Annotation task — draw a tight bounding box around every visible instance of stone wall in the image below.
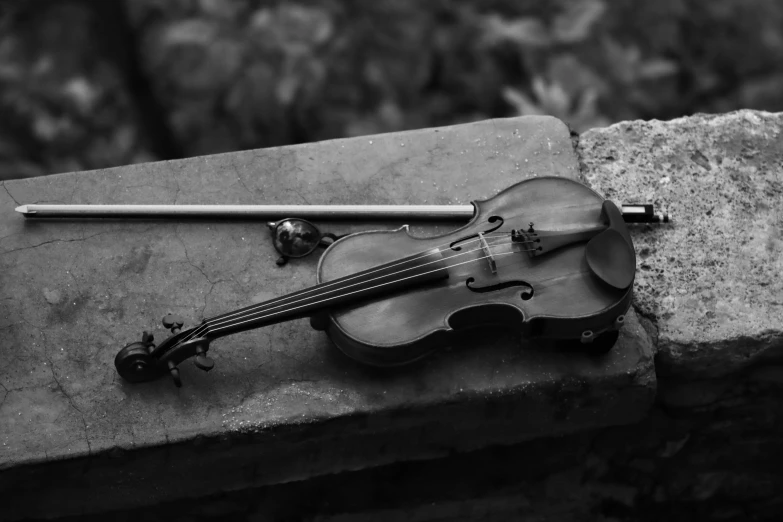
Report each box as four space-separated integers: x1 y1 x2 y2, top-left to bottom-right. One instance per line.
2 111 781 521
579 110 783 518
20 375 782 521
30 395 783 521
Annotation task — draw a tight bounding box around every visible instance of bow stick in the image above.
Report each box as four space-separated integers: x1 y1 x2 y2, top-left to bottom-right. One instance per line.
14 203 669 223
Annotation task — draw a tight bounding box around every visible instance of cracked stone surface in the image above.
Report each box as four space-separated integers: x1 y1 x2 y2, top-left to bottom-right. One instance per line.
0 116 655 519
579 110 783 379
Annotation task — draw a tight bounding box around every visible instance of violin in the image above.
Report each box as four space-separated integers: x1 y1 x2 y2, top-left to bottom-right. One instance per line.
115 176 637 386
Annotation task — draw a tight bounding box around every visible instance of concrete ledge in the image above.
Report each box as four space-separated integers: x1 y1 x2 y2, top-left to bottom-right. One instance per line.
0 116 655 520
4 110 782 520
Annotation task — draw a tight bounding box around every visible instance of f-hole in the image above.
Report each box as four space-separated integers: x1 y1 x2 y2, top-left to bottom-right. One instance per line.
450 216 504 251
466 277 534 297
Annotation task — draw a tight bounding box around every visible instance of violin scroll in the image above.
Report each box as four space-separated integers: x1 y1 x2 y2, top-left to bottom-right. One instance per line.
114 332 165 383
114 315 216 387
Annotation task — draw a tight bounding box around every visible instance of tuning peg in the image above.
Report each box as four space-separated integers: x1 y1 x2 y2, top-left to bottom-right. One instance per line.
141 331 154 345
194 345 215 372
162 314 185 333
167 360 182 387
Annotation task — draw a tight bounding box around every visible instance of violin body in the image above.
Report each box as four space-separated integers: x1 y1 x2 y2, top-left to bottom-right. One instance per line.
316 176 635 366
115 176 636 386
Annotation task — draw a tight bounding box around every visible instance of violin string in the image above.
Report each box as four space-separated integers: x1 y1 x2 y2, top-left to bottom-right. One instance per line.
177 234 536 345
182 232 518 339
264 233 508 314
205 248 530 336
234 216 592 329
163 207 605 354
173 232 538 347
189 234 523 334
177 235 536 343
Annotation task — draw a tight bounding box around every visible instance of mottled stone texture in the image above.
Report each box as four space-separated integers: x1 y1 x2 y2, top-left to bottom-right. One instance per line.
579 110 783 379
0 116 656 520
574 109 783 522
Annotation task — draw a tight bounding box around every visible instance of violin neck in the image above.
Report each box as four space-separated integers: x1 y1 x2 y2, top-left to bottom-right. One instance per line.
199 248 449 340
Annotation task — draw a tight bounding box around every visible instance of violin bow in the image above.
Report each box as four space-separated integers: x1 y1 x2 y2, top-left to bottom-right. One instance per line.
14 203 669 224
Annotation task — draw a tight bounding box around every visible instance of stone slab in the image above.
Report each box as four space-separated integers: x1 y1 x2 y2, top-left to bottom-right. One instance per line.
579 110 783 379
0 116 655 520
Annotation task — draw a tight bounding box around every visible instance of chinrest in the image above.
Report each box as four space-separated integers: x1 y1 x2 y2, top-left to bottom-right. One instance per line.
585 200 636 290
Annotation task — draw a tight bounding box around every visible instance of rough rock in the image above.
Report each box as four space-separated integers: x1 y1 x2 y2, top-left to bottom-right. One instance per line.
579 110 783 378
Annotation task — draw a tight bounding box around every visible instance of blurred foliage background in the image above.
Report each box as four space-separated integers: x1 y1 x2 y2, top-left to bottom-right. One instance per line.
1 0 782 180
